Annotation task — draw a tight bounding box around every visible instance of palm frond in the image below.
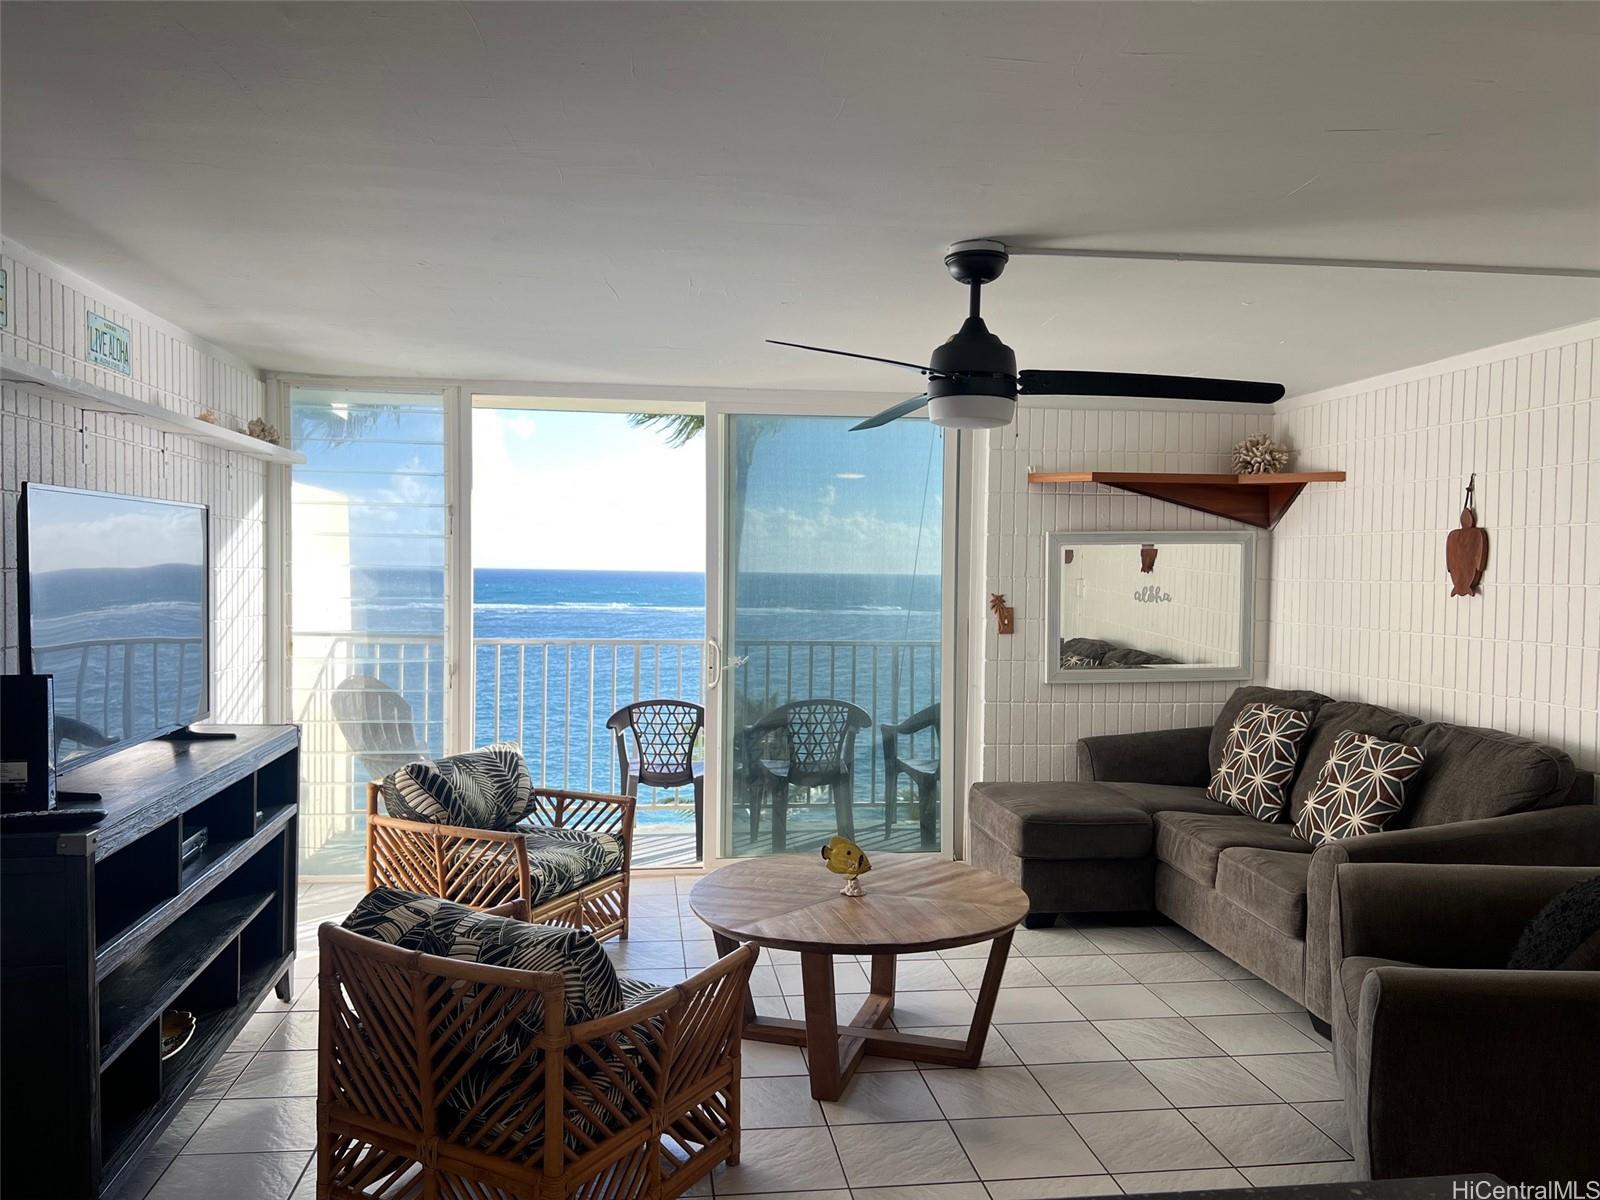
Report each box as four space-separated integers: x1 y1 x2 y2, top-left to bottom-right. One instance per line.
628 412 705 448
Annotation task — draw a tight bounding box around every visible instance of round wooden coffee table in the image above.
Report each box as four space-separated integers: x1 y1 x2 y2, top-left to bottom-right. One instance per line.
689 853 1029 1100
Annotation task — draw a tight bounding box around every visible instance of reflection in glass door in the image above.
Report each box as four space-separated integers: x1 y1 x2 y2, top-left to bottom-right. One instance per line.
286 388 450 876
718 414 944 859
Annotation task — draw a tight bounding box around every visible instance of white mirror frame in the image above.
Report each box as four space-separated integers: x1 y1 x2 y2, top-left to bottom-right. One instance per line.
1045 529 1257 685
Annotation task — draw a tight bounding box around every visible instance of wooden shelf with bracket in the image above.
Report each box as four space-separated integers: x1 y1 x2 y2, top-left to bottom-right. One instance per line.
1 351 305 465
1026 470 1345 529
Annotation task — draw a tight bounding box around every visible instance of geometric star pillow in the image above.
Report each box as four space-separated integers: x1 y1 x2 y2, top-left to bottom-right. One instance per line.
1292 729 1427 847
1206 702 1312 822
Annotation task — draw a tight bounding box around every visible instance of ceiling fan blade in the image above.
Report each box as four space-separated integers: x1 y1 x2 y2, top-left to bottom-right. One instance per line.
767 339 933 374
851 394 930 431
1019 370 1284 405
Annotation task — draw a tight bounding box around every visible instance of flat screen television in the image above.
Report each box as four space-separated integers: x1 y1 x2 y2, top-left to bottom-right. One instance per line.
18 483 211 769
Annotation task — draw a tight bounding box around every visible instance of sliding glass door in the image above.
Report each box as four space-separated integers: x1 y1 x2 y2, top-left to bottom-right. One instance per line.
279 382 957 876
706 407 950 862
286 387 451 876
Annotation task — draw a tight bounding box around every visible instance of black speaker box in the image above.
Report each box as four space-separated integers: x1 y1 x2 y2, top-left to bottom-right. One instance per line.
1 674 56 812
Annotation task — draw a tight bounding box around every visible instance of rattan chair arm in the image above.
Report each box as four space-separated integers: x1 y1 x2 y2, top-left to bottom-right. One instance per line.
321 923 560 989
565 942 759 1043
677 939 759 997
523 787 635 839
482 897 530 921
367 810 528 844
532 786 637 813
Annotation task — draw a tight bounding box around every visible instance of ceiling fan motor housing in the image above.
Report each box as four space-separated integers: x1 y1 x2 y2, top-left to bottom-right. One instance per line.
927 316 1018 428
944 239 1009 285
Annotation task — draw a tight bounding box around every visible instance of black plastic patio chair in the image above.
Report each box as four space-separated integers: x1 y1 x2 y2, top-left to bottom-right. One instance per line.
881 702 940 849
743 699 871 853
606 699 705 862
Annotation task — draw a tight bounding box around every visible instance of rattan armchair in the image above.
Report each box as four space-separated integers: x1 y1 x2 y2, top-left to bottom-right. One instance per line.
319 903 759 1199
366 780 636 940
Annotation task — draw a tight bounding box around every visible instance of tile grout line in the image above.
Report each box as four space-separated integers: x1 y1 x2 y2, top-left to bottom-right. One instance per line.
161 885 1349 1199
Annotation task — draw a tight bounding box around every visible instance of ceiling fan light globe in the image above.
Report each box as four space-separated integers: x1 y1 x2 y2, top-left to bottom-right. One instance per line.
927 392 1014 429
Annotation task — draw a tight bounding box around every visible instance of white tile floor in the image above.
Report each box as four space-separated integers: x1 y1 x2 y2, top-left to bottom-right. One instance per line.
114 876 1357 1200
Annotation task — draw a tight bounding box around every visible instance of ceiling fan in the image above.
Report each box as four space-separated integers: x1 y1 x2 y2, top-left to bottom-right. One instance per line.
767 239 1285 431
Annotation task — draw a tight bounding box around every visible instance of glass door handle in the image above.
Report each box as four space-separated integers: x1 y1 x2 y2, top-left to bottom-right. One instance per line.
706 641 746 689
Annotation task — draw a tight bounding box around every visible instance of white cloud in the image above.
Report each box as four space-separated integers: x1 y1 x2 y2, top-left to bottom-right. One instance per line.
471 412 706 572
737 506 939 575
26 504 204 573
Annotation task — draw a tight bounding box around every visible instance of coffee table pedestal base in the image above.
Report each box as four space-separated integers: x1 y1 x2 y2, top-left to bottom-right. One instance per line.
715 930 1014 1101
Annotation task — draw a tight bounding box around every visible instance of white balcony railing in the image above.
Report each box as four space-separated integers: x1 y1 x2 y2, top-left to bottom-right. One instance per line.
292 632 940 868
33 636 206 745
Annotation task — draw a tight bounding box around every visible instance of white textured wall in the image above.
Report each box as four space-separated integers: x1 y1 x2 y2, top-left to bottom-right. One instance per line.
979 405 1272 783
1269 321 1600 773
1 242 269 722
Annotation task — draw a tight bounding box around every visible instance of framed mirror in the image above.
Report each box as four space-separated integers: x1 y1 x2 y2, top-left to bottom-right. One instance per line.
1046 530 1256 684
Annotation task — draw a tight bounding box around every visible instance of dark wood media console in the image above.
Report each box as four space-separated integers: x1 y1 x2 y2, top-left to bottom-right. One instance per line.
1 726 299 1199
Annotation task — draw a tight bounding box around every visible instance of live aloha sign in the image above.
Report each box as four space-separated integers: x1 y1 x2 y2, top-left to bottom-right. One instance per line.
87 311 132 375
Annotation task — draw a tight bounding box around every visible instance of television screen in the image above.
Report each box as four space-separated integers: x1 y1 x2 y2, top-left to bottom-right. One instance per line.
19 484 211 768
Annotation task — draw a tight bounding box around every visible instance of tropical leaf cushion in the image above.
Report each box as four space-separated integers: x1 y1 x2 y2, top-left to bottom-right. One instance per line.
1207 703 1312 821
342 887 622 1043
519 826 627 907
380 742 533 830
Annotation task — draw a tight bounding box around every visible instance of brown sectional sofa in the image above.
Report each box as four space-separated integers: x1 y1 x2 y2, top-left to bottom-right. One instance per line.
968 685 1600 1022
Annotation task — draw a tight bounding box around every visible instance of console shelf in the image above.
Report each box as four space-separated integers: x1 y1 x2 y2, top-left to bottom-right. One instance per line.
1026 469 1345 528
0 726 299 1200
99 891 273 1067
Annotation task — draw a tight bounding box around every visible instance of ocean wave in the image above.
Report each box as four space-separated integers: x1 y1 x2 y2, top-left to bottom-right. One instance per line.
474 602 706 614
732 605 940 616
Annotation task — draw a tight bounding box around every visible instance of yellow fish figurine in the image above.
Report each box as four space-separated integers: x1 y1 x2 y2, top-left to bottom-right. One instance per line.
821 835 871 897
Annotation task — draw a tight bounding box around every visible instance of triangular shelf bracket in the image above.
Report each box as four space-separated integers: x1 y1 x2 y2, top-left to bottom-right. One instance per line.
1025 470 1345 529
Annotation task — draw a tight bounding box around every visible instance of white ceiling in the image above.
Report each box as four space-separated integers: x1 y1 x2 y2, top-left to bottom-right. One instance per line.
3 2 1598 396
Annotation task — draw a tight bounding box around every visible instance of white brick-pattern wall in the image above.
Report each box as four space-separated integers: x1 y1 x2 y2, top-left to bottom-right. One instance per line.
1269 322 1600 773
1 242 269 722
979 405 1273 783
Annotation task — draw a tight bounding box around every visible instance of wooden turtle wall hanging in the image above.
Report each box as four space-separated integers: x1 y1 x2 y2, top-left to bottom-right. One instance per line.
1446 475 1489 598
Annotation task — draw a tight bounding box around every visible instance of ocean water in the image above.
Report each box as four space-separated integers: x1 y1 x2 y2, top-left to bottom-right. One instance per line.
346 568 942 813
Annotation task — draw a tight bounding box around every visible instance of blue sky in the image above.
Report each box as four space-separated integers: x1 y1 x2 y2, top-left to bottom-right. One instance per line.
473 408 943 575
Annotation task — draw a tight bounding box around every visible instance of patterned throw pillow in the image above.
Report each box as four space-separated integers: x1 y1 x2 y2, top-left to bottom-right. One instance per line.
342 887 623 1041
1292 729 1426 847
381 742 533 830
1207 703 1312 821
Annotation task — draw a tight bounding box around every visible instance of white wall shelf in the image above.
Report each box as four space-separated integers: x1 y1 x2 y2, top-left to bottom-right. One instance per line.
1 352 306 465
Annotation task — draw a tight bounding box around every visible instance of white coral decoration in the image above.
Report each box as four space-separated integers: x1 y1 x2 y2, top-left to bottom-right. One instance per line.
1232 433 1290 475
246 417 281 446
